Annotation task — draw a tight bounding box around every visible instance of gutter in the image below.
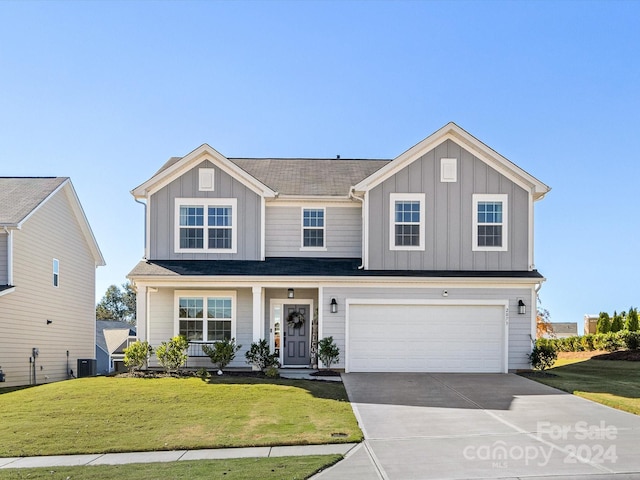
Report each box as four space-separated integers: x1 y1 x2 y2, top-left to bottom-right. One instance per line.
3 226 13 285
349 188 365 269
134 197 148 259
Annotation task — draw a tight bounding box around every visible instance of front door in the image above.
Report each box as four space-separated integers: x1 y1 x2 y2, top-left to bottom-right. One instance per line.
284 304 310 366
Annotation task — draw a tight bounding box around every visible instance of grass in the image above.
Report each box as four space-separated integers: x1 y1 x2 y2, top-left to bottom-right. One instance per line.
527 354 640 415
0 376 361 457
0 455 342 480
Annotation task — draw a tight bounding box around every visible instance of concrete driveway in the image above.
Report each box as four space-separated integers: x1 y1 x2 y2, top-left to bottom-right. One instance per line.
314 373 640 480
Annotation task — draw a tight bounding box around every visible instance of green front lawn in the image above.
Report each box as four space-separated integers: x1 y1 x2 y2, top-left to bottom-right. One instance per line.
0 455 342 480
527 357 640 415
0 376 361 457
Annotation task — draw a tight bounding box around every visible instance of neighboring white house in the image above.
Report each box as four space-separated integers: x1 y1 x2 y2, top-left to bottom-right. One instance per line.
543 322 579 339
0 178 105 387
128 122 550 373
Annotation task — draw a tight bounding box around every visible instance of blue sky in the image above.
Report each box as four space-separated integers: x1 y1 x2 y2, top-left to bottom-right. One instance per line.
1 1 638 331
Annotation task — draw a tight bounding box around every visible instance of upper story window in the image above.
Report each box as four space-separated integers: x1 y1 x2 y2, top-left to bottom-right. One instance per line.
473 194 508 251
175 198 237 253
52 259 59 287
301 208 326 250
389 193 425 251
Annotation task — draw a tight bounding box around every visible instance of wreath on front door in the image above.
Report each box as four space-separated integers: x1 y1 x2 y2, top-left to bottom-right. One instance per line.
287 311 305 329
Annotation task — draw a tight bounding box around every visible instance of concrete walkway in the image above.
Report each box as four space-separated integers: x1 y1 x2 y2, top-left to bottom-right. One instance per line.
0 444 356 469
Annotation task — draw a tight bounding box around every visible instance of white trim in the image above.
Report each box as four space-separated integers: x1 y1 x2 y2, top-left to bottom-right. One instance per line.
270 298 314 367
6 228 13 285
131 145 276 199
300 207 327 251
174 290 237 342
353 123 550 199
472 194 508 252
440 157 457 182
528 191 534 270
252 286 263 343
344 298 510 373
389 193 425 251
260 197 266 261
0 287 15 297
174 198 238 254
198 168 215 191
363 191 369 269
267 198 359 207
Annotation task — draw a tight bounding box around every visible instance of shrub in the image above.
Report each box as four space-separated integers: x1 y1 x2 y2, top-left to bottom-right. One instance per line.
123 340 153 373
156 335 189 373
202 338 242 371
197 367 211 381
318 336 340 370
624 332 640 350
265 366 280 378
626 308 639 332
245 339 280 372
529 342 557 371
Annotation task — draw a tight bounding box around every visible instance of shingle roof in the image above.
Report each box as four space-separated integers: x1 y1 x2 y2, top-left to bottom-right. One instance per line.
0 177 67 225
96 320 136 354
129 258 544 279
229 159 390 196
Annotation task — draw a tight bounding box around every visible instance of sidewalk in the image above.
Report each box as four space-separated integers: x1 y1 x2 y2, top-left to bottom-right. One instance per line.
0 444 357 469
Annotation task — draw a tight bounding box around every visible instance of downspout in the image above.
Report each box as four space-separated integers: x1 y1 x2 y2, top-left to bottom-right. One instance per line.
134 198 147 260
3 227 13 285
349 188 365 269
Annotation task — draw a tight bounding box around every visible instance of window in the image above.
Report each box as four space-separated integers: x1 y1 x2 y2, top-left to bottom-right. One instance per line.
473 194 508 251
175 198 237 253
389 193 425 250
52 259 59 287
301 208 325 249
176 292 235 342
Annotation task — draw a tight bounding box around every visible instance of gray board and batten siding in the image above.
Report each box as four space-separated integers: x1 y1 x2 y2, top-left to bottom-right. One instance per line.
265 206 362 258
149 160 262 261
368 139 530 271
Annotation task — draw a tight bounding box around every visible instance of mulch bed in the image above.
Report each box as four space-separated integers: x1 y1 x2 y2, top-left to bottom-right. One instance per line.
309 370 342 377
519 371 558 378
592 350 640 361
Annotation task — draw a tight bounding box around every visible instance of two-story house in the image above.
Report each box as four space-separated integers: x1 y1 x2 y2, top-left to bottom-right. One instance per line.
0 177 105 386
128 122 550 373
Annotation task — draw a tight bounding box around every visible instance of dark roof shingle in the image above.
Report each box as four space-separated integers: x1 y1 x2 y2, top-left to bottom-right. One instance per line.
0 177 67 225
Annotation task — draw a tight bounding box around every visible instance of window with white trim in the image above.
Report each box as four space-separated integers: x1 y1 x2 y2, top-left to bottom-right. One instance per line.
473 194 508 251
176 292 235 342
301 208 325 249
53 259 59 287
175 198 237 253
389 193 425 250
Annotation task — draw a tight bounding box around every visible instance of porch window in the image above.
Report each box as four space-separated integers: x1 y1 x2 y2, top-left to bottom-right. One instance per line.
53 258 59 287
176 291 236 342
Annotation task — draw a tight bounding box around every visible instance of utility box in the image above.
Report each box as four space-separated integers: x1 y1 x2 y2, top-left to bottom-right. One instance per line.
77 359 97 378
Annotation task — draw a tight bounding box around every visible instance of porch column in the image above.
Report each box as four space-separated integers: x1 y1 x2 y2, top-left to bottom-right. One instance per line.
135 284 147 342
252 286 264 342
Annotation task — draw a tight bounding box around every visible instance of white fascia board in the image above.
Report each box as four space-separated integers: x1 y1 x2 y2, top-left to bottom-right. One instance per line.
353 123 550 199
131 144 276 199
0 287 16 297
267 197 359 207
128 275 545 289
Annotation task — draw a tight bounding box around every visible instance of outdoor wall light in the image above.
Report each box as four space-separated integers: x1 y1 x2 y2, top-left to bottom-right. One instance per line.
287 288 294 299
442 290 448 297
46 319 53 325
330 298 338 314
518 299 526 315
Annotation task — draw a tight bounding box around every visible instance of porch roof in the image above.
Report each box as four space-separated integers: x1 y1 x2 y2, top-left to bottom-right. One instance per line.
129 258 544 279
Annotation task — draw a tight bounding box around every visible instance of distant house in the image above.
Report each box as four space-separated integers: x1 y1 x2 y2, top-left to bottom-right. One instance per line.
96 321 137 375
584 314 598 335
0 178 105 387
543 322 578 339
128 123 550 373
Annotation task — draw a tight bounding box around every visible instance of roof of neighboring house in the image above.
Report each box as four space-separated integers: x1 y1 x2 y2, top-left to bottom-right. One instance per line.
550 322 578 334
0 177 67 225
96 320 136 355
129 258 545 279
0 177 105 266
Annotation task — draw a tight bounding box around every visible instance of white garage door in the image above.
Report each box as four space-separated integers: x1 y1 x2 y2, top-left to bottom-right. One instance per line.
347 302 506 373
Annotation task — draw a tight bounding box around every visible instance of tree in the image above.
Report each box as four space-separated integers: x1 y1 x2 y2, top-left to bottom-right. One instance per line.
596 312 611 334
536 299 554 338
610 311 624 332
318 336 340 370
96 282 136 324
626 307 639 332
